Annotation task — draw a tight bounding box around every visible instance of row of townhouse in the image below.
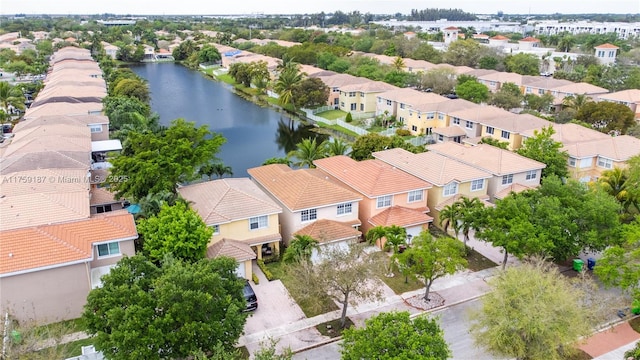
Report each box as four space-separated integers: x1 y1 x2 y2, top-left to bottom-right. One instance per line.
0 47 137 325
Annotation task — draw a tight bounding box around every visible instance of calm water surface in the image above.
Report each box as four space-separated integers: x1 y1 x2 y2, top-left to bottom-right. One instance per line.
130 63 327 177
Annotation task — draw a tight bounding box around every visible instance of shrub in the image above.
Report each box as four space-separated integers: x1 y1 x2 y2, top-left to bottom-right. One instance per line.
345 112 353 123
257 259 274 281
395 129 411 136
252 272 259 285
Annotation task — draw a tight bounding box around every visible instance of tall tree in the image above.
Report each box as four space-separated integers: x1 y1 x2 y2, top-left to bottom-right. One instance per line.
341 311 450 360
275 62 303 112
326 138 350 156
516 126 569 180
83 256 247 360
469 260 594 360
595 219 640 298
561 93 592 113
455 79 490 104
291 77 330 109
596 167 637 215
394 232 467 301
288 137 328 168
439 203 461 239
199 162 234 180
138 202 213 263
456 196 486 249
0 81 25 115
504 53 541 75
489 82 523 110
108 119 226 200
284 244 384 328
576 101 635 134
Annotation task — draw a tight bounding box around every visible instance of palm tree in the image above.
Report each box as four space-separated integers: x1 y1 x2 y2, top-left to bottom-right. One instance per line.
439 203 461 240
455 197 485 250
0 82 25 116
327 138 350 156
288 138 328 168
199 162 233 180
274 64 303 112
562 93 592 113
392 56 405 72
382 225 408 253
598 168 636 213
283 234 319 263
366 226 389 249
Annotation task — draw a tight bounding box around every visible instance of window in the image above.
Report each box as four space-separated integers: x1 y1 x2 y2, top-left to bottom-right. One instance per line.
501 130 510 139
597 157 613 169
597 50 605 57
249 215 268 230
378 97 382 103
526 87 532 94
349 92 356 97
350 103 357 111
376 195 392 208
568 157 576 167
525 170 537 181
411 125 417 131
438 113 444 120
438 134 444 142
337 202 352 215
470 179 484 191
360 104 364 111
502 174 514 185
486 126 494 135
97 242 120 257
89 125 102 133
400 103 405 109
334 98 339 105
211 224 220 234
95 204 113 214
453 136 461 143
443 182 458 196
386 100 392 106
538 89 545 95
427 112 435 119
452 117 460 125
407 190 423 202
465 121 473 129
300 209 317 222
333 87 339 93
579 157 593 168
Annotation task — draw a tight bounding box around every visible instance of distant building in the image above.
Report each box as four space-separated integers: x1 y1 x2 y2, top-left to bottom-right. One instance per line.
594 43 619 65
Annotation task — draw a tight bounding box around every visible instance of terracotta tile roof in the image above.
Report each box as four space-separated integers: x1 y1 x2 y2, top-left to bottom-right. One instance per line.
177 178 282 225
595 43 619 49
0 211 137 275
521 123 609 145
2 131 92 157
23 102 103 120
377 88 442 104
373 148 492 186
428 143 546 175
339 80 398 93
521 76 573 89
565 135 640 161
550 82 608 95
235 233 282 247
598 89 640 104
494 183 535 200
368 206 433 227
432 126 467 137
13 115 109 132
293 219 362 244
314 156 432 197
36 85 107 100
443 26 460 30
490 35 509 40
0 151 90 174
11 124 90 143
520 37 540 42
448 105 512 122
479 113 553 133
464 69 499 78
207 239 256 262
412 98 478 114
478 71 524 85
90 187 119 205
248 164 362 211
312 73 370 88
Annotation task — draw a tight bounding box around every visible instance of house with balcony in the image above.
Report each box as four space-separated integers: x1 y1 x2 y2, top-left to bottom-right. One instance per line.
427 142 545 200
402 98 477 137
312 72 370 109
0 211 138 324
338 80 398 115
478 113 553 150
314 156 433 238
598 89 640 120
177 178 283 279
446 105 511 143
373 148 492 227
375 88 444 118
248 164 363 249
522 123 640 182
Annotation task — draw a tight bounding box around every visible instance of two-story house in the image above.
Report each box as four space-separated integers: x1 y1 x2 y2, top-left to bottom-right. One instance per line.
403 98 477 137
478 113 553 150
312 72 370 109
373 148 492 228
248 164 363 250
447 105 511 142
338 80 398 115
177 178 283 279
427 142 546 200
314 156 433 239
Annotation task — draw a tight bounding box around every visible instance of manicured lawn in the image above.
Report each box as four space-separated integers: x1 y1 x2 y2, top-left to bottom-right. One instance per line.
314 122 360 137
315 317 355 338
465 248 498 272
380 268 425 295
316 109 347 120
215 73 236 85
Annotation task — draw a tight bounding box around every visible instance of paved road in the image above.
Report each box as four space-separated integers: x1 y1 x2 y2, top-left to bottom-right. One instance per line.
293 298 503 360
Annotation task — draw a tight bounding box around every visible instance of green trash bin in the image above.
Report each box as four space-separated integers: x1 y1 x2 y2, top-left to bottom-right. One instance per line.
573 259 584 272
11 330 21 343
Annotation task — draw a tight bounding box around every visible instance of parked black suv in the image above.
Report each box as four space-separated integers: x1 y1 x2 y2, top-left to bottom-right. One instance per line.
243 280 258 311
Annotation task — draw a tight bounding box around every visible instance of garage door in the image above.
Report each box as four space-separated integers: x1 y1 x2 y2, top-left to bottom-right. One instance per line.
235 262 245 279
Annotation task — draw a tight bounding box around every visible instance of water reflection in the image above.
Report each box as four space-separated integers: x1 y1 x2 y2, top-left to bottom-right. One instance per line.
276 117 330 154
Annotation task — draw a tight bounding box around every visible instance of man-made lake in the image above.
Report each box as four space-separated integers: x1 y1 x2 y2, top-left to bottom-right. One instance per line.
130 63 327 177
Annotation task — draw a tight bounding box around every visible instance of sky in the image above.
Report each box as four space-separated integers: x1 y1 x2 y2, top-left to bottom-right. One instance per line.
1 0 638 16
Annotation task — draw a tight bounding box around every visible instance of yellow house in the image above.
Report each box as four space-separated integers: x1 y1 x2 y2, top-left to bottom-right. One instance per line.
373 148 492 228
402 98 477 136
177 178 283 280
478 113 552 150
339 80 398 114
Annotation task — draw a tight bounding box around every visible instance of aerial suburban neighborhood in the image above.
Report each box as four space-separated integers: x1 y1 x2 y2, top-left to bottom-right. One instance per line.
1 2 640 359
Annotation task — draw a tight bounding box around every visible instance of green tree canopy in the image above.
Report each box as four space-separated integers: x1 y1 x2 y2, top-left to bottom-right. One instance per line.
596 218 640 298
470 260 594 360
287 137 328 168
489 82 523 110
282 234 319 263
350 133 422 161
504 53 541 75
516 126 569 180
108 118 226 200
198 44 221 64
341 311 450 360
291 77 330 109
83 255 247 360
576 101 636 134
112 78 150 103
138 202 213 263
455 80 490 104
